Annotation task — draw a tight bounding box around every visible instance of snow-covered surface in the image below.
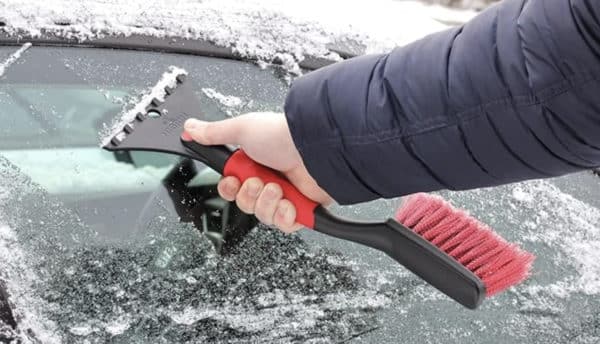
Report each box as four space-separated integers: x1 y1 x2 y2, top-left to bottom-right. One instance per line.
0 43 31 77
0 159 71 344
0 0 475 73
167 290 388 335
0 224 60 344
510 181 600 295
202 88 243 108
0 151 393 343
100 66 187 146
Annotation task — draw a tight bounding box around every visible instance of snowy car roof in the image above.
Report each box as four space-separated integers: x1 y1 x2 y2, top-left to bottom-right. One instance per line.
0 0 475 74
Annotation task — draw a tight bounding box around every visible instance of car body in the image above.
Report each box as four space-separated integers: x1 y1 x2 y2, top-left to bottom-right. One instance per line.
1 3 600 344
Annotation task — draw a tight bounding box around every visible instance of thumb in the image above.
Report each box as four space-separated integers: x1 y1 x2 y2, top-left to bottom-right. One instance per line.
183 117 244 146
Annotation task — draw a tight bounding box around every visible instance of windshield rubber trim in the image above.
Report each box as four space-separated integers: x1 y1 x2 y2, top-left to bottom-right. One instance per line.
0 30 337 70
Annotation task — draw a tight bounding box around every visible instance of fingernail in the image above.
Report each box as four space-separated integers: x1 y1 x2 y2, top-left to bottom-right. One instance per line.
277 203 288 217
279 205 294 225
284 207 295 225
264 185 279 199
224 182 235 194
247 183 260 197
184 118 201 131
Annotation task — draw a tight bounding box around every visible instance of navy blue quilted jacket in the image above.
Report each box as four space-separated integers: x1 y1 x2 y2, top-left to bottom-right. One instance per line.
284 0 600 204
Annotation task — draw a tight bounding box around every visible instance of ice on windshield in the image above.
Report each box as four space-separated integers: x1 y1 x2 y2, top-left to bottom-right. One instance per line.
507 181 600 295
0 43 31 78
43 226 395 343
0 224 61 344
0 156 396 342
0 157 99 344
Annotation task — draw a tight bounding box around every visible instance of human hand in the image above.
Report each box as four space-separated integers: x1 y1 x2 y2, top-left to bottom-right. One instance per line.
183 112 332 233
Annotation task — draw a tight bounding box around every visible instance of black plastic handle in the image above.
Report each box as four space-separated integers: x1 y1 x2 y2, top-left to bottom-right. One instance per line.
180 132 232 173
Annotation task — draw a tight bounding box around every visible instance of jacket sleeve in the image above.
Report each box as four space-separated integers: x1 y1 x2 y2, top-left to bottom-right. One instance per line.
284 0 600 205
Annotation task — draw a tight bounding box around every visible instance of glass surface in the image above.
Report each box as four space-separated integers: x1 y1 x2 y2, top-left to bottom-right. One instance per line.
0 45 599 344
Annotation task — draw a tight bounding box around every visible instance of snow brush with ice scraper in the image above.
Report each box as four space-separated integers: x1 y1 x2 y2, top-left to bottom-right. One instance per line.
103 67 534 310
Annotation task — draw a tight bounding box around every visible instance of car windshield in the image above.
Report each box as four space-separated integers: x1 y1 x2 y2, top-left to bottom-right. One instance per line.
1 45 600 344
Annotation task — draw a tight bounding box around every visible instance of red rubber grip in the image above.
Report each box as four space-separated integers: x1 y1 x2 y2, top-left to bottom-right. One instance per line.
223 150 318 228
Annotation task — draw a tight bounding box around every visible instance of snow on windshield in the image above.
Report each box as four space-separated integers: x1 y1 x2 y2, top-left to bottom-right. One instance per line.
0 157 397 342
0 0 474 73
0 155 397 343
0 43 31 77
201 88 247 117
0 157 98 343
0 225 60 344
507 181 600 296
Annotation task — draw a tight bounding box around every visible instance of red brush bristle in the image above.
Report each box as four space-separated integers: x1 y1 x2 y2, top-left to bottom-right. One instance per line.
396 193 535 297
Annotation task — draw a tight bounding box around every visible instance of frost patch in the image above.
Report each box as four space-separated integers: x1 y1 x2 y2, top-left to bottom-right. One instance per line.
35 226 390 343
494 182 600 296
168 290 388 334
521 182 600 295
0 225 60 344
201 88 247 117
570 241 600 295
453 180 600 297
512 186 534 203
104 317 131 336
202 88 243 108
69 325 95 337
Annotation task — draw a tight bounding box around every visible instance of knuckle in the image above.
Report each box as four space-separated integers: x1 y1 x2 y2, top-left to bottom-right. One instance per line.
217 187 230 200
274 200 296 232
217 181 228 192
217 179 239 201
243 178 263 199
254 196 276 226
